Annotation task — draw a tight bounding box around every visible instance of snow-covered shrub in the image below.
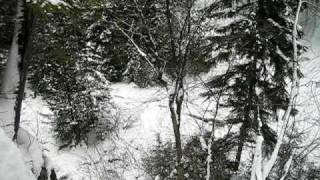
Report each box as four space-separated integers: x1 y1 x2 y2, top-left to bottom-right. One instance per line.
142 136 176 179
52 71 117 147
142 134 235 180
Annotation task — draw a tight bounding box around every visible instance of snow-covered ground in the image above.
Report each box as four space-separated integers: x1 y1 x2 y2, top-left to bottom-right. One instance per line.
20 52 320 180
0 127 35 180
20 81 211 179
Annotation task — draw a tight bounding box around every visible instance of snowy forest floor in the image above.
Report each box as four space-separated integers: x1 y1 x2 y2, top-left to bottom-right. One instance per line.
21 81 210 179
19 24 320 179
19 50 320 179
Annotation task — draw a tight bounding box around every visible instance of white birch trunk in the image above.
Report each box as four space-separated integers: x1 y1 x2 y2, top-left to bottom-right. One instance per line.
206 138 213 180
261 1 302 178
250 1 303 179
0 0 24 138
250 135 263 180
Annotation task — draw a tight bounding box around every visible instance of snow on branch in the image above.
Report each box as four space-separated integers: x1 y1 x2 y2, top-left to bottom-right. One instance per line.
113 22 157 73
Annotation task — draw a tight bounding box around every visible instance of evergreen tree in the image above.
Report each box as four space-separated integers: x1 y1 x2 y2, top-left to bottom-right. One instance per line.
203 0 307 171
29 1 117 147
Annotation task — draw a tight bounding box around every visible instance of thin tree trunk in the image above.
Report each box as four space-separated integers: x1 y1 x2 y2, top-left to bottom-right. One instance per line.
165 0 186 179
13 1 34 140
239 61 257 171
206 91 223 180
0 0 33 140
235 124 246 171
169 82 184 180
168 67 186 180
261 0 302 178
250 1 303 179
206 137 213 180
250 135 263 180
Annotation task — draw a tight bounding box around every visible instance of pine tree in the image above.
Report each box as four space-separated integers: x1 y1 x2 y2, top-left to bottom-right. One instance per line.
204 0 307 171
29 1 117 147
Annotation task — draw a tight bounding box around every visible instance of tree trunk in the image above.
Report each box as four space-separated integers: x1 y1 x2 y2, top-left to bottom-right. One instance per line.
0 0 34 140
250 134 264 180
235 124 246 171
13 0 34 140
237 61 257 171
0 0 43 177
261 1 302 178
250 1 302 179
169 76 185 180
165 0 186 179
250 107 263 180
206 90 224 180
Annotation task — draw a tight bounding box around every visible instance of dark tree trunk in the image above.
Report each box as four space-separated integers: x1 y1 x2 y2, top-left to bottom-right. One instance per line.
235 60 257 171
13 0 34 140
169 81 184 180
165 0 187 179
235 124 247 171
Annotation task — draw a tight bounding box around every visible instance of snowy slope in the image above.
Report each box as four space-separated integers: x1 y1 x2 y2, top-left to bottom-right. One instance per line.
20 59 320 179
0 127 36 180
21 80 212 180
21 92 90 180
20 53 320 180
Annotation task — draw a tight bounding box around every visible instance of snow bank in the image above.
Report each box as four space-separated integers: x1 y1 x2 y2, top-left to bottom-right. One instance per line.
0 127 35 180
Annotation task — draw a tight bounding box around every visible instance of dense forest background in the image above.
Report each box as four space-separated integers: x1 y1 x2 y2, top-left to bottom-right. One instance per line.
1 0 320 180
